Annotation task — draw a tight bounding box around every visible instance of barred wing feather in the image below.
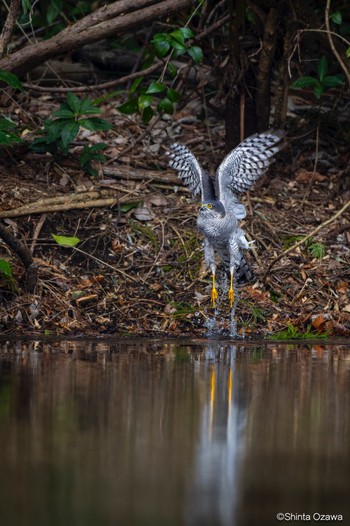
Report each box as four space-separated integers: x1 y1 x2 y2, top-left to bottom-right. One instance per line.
216 131 283 199
167 143 215 201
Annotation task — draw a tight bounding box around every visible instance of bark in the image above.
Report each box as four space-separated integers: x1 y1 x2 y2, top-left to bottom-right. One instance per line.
0 221 37 293
0 0 21 58
255 4 281 131
274 15 297 128
0 0 196 77
224 0 243 151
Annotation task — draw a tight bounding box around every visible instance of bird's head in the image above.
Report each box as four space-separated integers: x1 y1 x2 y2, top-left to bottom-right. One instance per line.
199 200 225 217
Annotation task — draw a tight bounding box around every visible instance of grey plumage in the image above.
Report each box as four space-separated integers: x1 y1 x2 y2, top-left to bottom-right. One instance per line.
167 131 283 306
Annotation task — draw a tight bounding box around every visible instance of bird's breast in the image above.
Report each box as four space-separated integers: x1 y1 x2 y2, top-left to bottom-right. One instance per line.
197 212 234 247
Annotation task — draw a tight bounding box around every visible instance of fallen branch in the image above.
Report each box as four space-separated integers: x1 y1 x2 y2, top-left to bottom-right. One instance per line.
0 221 37 292
0 0 196 77
22 60 163 93
262 199 350 283
0 190 120 218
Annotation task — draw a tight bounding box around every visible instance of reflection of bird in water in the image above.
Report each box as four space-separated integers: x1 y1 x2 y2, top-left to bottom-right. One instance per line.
167 132 283 307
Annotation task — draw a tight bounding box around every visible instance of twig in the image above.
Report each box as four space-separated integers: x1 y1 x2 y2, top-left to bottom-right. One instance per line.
30 213 47 254
325 0 350 88
262 199 350 283
22 61 163 93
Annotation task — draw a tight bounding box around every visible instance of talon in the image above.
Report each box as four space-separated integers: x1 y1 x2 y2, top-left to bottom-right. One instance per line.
229 269 235 308
211 286 219 308
228 287 234 308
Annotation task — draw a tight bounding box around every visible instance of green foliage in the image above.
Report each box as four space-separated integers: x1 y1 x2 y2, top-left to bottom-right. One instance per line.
0 70 23 145
292 56 344 99
269 324 328 340
30 93 111 173
0 259 13 278
118 24 203 123
283 235 326 260
52 234 81 247
0 259 18 292
0 117 22 146
79 143 107 177
308 242 326 259
0 69 23 90
330 11 342 25
248 306 266 324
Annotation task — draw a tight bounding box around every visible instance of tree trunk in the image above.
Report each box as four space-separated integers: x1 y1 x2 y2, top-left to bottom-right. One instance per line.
0 0 196 77
255 4 281 131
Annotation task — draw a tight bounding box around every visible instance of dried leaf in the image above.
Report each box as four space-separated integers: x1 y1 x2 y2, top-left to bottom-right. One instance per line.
311 314 327 331
134 204 154 221
336 281 348 294
295 170 328 184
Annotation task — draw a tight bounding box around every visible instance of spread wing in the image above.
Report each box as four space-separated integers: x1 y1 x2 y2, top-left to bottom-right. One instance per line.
216 131 283 202
167 143 215 201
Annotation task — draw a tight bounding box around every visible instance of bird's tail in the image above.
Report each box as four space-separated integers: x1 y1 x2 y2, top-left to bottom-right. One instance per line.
235 255 254 284
219 249 254 284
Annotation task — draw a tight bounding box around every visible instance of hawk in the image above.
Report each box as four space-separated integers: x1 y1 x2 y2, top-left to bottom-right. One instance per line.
167 131 282 307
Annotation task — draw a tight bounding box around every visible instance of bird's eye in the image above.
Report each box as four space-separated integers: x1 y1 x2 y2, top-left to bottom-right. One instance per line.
207 203 213 209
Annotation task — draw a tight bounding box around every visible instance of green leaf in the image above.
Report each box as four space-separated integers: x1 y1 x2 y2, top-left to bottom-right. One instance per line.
142 105 154 124
47 0 62 24
146 81 166 94
118 98 138 115
187 45 203 64
167 63 178 78
52 234 80 247
0 117 16 131
0 131 21 145
179 27 194 40
66 92 82 114
0 259 13 278
157 98 174 115
53 109 75 118
314 84 324 99
322 75 345 88
308 242 326 259
89 142 107 152
78 117 111 131
129 77 143 94
79 97 101 115
330 11 342 24
169 38 186 52
138 94 153 111
60 120 79 149
119 201 143 213
292 76 319 88
151 34 171 57
347 47 350 59
0 69 23 90
170 29 185 46
167 88 180 103
317 56 328 83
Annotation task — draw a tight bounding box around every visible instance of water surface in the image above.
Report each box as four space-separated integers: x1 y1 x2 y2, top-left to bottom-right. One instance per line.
0 339 349 526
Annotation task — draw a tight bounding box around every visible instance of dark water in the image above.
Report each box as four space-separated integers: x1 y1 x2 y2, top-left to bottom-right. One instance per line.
0 339 349 526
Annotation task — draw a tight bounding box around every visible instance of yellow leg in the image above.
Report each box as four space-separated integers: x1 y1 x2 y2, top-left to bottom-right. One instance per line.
211 272 218 308
228 270 234 308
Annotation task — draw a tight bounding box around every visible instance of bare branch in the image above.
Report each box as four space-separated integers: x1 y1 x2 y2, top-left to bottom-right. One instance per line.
0 0 196 77
0 0 21 58
325 0 350 88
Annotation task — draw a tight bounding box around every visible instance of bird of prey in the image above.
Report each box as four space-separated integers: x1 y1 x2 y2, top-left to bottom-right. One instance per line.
167 131 282 308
